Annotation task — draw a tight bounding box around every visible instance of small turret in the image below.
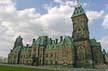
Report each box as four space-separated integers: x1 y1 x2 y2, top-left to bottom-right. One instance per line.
55 39 58 44
26 44 29 48
14 36 23 48
102 49 106 55
32 38 35 44
60 36 63 42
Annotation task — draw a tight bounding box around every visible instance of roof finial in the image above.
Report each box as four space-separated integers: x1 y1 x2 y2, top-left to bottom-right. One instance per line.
76 0 79 3
76 0 81 7
18 32 22 38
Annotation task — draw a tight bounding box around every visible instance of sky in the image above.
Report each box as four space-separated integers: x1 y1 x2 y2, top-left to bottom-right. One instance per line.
0 0 108 57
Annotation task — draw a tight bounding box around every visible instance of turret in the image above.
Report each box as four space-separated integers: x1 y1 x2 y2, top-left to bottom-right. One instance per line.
71 3 89 41
14 36 23 48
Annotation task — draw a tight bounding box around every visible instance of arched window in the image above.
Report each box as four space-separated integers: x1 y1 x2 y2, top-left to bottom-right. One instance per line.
77 46 85 61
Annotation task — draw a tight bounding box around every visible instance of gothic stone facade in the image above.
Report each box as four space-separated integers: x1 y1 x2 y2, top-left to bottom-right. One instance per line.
8 5 104 68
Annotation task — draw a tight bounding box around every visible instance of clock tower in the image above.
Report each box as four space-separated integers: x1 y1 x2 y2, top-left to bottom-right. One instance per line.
71 3 93 67
72 5 89 41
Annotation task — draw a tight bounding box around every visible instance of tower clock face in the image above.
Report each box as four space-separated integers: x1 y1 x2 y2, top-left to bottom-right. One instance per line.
76 26 83 37
72 16 89 40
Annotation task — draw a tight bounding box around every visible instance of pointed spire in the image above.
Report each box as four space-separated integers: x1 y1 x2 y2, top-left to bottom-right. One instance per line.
72 0 85 17
19 32 22 37
14 35 23 48
18 35 21 38
76 0 81 7
16 35 23 44
103 49 106 54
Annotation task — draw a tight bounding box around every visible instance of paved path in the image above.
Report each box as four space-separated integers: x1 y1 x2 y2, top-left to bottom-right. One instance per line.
0 64 108 71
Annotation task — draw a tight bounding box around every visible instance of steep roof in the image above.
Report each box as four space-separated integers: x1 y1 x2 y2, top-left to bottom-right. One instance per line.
32 36 73 51
35 37 41 45
46 39 57 50
34 36 48 45
21 44 30 52
22 46 27 51
16 36 22 43
63 36 73 45
72 5 85 17
46 36 73 51
90 39 101 47
15 46 22 52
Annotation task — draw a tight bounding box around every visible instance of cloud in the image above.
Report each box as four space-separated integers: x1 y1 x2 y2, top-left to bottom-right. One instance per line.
98 36 108 52
0 0 44 57
0 0 106 57
54 0 77 7
86 10 104 23
40 4 74 37
102 13 108 29
0 0 16 13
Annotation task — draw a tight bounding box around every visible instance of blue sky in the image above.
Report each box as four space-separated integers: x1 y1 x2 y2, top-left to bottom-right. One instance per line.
0 0 108 57
15 0 108 12
15 0 55 14
15 0 108 42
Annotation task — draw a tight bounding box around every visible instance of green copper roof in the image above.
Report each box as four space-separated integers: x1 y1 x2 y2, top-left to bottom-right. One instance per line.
90 39 101 47
15 46 22 52
21 46 28 52
34 36 47 45
46 36 73 51
72 5 85 17
46 39 57 50
40 36 47 45
63 36 73 45
16 36 22 43
35 37 41 45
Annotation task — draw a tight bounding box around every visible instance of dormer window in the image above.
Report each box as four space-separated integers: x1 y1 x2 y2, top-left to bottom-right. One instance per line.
74 11 76 15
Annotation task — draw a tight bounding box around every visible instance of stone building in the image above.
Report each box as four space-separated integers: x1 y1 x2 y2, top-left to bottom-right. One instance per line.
8 3 104 68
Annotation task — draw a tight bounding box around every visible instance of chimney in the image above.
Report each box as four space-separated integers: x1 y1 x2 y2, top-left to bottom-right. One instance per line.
26 44 29 47
33 38 35 43
60 36 63 42
56 39 58 44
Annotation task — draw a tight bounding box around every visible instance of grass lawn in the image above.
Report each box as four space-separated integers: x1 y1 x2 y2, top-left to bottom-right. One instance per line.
0 65 62 71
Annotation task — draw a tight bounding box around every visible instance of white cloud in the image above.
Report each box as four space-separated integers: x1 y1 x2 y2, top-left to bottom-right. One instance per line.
102 13 108 29
0 0 16 13
0 0 44 57
86 10 104 23
54 0 77 7
0 0 106 57
54 0 65 5
40 3 75 38
98 36 108 52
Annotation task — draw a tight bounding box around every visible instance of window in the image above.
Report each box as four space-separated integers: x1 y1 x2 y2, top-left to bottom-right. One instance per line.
74 12 76 14
77 46 85 60
51 54 53 57
78 28 81 31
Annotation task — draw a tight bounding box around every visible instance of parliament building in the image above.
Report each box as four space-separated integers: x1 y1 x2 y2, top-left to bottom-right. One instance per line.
8 3 105 68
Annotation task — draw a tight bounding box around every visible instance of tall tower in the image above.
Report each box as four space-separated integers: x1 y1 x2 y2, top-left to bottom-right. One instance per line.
71 2 92 67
